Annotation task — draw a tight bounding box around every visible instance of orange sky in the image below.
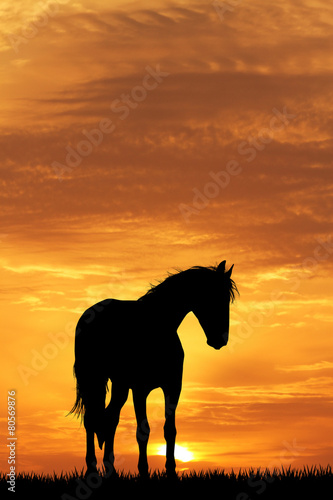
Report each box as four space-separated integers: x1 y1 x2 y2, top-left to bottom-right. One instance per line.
1 0 332 475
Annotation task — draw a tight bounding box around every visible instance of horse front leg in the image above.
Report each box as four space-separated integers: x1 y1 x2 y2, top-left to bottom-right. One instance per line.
133 389 150 477
163 385 181 478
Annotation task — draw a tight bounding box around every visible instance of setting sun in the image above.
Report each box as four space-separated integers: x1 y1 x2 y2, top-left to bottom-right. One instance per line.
156 445 194 463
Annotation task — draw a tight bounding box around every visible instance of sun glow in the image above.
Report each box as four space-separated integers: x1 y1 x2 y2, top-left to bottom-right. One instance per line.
156 444 195 463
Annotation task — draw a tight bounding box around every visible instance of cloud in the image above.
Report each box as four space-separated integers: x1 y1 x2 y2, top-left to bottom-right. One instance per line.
2 263 111 279
277 361 333 373
183 376 332 404
13 294 42 305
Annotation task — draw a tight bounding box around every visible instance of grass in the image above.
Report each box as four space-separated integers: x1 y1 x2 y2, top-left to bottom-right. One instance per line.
0 465 331 499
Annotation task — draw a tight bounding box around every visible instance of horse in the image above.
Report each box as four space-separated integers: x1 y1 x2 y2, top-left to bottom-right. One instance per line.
70 260 237 477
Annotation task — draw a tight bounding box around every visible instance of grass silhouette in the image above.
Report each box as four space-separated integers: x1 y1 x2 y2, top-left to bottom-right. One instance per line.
0 465 331 499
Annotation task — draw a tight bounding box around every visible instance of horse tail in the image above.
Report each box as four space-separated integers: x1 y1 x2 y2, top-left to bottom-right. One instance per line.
70 359 108 448
69 320 108 448
69 361 86 420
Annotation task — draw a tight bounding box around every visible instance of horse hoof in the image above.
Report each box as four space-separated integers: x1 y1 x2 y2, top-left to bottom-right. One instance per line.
85 466 98 479
104 470 119 481
166 469 178 480
138 465 149 480
138 471 149 480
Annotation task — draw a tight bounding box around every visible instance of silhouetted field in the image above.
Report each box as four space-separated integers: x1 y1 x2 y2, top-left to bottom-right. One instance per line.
1 465 331 499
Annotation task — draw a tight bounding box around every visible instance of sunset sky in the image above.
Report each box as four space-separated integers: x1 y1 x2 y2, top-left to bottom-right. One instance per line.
0 0 332 475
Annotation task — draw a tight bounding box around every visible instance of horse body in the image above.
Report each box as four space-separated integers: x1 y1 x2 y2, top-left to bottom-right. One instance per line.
71 261 237 477
75 298 185 389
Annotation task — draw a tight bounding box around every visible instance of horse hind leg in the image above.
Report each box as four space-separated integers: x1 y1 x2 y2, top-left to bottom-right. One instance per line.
84 411 98 475
81 378 107 474
103 383 129 477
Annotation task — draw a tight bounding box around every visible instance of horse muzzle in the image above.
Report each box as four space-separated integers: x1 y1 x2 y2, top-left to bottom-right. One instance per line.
207 332 228 350
207 339 226 350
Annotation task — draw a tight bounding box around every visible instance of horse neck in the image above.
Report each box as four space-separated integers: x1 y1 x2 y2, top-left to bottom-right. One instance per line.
142 282 192 331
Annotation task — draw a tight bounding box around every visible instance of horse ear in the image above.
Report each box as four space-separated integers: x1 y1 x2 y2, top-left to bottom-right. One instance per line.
225 264 234 278
217 260 226 273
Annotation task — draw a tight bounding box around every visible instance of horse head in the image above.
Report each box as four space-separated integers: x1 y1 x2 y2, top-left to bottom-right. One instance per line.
192 260 236 350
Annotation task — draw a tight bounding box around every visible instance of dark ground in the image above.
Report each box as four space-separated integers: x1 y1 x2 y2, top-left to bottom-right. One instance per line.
1 466 332 500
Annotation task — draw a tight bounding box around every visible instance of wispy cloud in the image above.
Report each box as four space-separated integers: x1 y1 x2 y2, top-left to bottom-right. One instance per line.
277 361 333 373
2 263 111 279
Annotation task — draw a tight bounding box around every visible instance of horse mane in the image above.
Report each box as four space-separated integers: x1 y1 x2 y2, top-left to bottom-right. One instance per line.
138 265 238 303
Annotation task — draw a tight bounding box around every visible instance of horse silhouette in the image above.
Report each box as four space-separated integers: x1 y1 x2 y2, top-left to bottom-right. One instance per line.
70 260 237 477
